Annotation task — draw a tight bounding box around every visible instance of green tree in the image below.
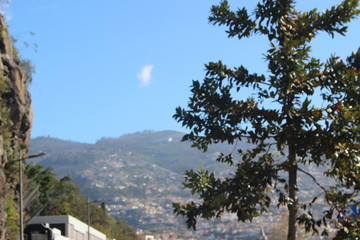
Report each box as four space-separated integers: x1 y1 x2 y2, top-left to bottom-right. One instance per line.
24 163 71 220
25 163 138 240
173 1 360 239
45 183 137 240
112 221 139 240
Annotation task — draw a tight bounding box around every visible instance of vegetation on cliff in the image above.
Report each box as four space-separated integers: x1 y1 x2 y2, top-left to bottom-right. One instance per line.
0 10 33 240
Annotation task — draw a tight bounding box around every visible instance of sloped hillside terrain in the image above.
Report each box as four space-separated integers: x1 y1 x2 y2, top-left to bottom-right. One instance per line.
30 131 240 198
29 131 243 234
29 131 330 239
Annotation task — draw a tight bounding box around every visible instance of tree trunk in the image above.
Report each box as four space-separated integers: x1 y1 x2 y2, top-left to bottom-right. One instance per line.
287 143 298 240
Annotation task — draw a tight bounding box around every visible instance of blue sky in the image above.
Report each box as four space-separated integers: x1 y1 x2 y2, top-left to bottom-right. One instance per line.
4 0 360 143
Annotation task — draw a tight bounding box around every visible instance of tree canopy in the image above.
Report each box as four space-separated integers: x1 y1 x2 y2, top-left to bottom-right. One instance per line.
173 0 360 239
25 163 138 240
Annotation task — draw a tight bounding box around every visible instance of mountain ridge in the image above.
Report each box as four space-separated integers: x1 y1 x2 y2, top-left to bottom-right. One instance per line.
28 130 328 239
29 130 230 235
29 130 241 176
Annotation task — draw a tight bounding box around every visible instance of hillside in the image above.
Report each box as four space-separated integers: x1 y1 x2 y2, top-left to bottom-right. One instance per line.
29 131 244 200
29 131 328 239
29 131 246 236
29 130 242 177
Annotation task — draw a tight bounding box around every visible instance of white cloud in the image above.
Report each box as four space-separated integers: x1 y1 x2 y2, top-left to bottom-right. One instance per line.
137 65 154 87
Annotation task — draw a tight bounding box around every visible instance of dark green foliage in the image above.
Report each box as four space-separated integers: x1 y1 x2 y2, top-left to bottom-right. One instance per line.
25 163 137 240
24 163 71 220
173 0 360 239
112 220 139 240
44 182 137 240
333 219 360 239
19 59 35 83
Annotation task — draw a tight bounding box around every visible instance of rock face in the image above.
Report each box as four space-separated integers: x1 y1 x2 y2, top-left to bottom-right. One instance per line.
0 14 32 240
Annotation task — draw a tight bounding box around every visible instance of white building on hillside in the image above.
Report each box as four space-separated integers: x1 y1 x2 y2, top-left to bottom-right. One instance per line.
25 215 106 240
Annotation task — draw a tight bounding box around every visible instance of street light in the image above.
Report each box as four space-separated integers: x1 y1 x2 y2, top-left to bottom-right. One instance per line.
86 198 102 240
14 152 46 240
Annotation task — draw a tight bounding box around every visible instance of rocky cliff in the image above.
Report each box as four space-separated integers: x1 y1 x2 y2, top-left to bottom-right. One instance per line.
0 14 32 240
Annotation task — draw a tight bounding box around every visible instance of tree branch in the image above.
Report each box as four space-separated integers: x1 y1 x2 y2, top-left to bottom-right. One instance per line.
297 167 327 192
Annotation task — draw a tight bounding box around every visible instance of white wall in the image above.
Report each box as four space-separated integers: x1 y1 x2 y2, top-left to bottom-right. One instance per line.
28 215 106 240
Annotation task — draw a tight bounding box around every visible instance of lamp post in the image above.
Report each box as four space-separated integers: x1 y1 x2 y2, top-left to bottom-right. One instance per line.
86 198 102 240
15 152 46 240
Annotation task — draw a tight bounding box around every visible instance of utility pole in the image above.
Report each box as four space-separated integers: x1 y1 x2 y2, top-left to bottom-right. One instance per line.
87 198 102 240
16 152 46 240
87 198 90 240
